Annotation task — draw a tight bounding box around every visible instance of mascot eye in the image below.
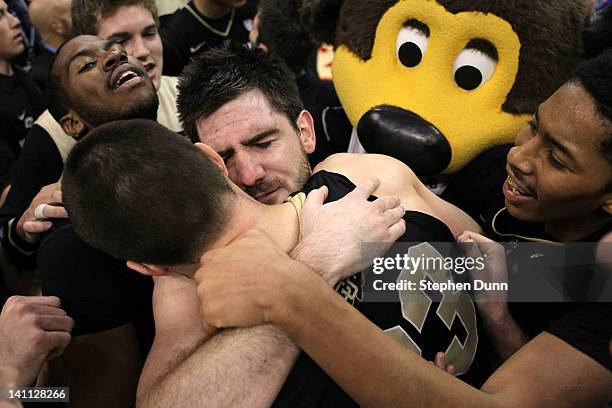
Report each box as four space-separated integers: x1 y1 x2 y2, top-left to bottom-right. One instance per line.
453 48 497 91
396 25 429 68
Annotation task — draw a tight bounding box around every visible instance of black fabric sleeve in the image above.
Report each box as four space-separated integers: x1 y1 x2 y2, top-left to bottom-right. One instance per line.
0 125 63 267
0 125 63 224
545 303 612 371
38 224 137 336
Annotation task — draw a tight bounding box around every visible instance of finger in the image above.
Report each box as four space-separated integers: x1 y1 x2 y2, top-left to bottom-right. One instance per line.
51 189 62 203
23 220 53 234
20 296 62 307
42 205 68 219
374 195 401 212
446 364 455 376
385 218 406 242
351 178 380 199
44 331 72 359
38 315 75 332
383 205 405 227
303 186 328 210
434 352 446 369
27 304 68 316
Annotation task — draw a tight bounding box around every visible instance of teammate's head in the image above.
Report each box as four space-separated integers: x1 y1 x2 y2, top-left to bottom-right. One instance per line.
178 42 315 204
71 0 163 89
252 0 316 75
46 35 158 139
505 48 612 238
0 0 24 62
62 119 236 266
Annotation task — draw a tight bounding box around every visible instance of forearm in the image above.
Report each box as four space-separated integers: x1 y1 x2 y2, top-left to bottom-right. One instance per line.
138 325 298 408
274 269 500 408
478 305 530 361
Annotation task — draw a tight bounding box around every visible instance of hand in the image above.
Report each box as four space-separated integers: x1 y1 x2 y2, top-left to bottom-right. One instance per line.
15 183 68 243
431 352 455 376
292 178 406 285
458 231 509 318
196 229 317 334
0 296 74 387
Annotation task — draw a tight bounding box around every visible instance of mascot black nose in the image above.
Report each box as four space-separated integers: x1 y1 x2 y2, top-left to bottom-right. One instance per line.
357 106 451 176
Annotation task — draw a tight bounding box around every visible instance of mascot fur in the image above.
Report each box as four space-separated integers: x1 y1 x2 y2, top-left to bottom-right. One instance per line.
301 0 590 179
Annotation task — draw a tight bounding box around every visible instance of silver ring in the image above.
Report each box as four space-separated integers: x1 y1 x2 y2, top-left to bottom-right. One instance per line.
34 204 47 220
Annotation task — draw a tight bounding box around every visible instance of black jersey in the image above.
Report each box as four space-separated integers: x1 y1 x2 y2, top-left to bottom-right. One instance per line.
160 1 257 76
273 171 493 407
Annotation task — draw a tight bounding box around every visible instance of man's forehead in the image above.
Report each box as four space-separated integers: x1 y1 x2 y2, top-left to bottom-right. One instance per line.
60 35 106 59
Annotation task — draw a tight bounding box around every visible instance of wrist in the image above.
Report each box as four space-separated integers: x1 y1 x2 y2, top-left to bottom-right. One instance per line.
290 241 333 285
477 302 512 325
0 365 21 388
271 261 325 328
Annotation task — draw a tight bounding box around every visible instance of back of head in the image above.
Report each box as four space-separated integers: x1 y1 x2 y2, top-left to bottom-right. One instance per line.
62 119 235 265
28 0 71 43
257 0 316 75
177 41 303 142
70 0 158 37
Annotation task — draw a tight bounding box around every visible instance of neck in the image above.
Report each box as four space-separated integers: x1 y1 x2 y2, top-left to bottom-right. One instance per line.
0 60 13 76
41 33 64 50
193 0 232 19
216 189 301 253
545 213 610 241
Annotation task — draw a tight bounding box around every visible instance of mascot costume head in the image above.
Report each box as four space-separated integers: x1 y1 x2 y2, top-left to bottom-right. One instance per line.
302 0 590 177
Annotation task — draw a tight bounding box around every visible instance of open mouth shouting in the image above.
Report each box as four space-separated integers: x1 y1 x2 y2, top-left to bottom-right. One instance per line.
108 63 145 92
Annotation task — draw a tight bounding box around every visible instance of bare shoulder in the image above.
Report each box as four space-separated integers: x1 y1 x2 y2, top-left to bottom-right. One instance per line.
314 153 419 199
314 153 416 184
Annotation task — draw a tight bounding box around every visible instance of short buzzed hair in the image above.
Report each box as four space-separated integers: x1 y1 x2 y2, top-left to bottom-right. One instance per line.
71 0 159 37
177 42 304 142
62 119 235 265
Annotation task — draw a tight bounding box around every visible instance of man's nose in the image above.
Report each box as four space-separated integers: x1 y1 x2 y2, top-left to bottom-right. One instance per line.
234 154 266 187
103 49 128 71
507 141 535 179
9 11 21 29
130 36 150 61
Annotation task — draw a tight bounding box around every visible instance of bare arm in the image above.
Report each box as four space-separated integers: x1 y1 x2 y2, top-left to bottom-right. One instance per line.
278 272 611 407
137 275 298 408
197 231 612 408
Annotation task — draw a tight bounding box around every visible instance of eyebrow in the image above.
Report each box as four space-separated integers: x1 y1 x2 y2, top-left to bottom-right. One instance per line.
67 40 115 70
217 129 279 158
107 25 158 39
535 108 578 165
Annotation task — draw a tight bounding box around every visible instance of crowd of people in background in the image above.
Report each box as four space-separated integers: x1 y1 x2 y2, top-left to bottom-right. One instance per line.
0 0 610 407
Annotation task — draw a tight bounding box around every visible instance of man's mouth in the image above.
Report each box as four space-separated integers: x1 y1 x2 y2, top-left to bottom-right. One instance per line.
504 174 536 200
144 63 156 79
255 188 280 203
109 64 145 91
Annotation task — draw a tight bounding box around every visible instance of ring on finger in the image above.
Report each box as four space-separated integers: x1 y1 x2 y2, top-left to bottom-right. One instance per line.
34 204 47 220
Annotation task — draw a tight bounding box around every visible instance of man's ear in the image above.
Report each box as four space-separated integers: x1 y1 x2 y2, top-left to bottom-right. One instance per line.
59 110 87 139
602 193 612 215
296 110 316 154
194 143 229 176
126 261 172 277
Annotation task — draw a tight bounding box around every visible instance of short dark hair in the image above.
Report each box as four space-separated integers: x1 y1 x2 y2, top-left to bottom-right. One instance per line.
62 119 235 265
71 0 159 37
258 0 316 75
177 42 304 142
45 42 70 122
573 48 612 163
